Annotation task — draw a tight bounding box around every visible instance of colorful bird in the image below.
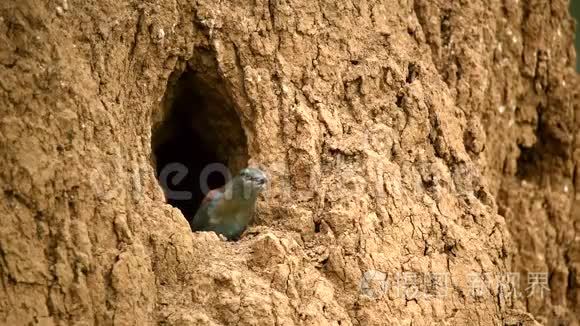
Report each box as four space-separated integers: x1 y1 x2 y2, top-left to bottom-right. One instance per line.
191 167 268 240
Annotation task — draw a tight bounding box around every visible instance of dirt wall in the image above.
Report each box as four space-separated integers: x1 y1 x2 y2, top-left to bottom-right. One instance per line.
0 0 578 325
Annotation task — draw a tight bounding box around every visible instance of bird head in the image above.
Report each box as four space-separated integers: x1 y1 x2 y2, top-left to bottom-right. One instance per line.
238 167 268 195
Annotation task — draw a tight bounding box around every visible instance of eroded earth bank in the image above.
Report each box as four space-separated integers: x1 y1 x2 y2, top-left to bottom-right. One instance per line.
1 0 579 325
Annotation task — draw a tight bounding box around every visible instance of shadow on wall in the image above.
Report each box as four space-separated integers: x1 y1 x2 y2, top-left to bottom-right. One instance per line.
573 0 580 71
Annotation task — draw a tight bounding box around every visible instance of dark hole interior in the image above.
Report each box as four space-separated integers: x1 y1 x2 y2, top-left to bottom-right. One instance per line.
152 66 248 227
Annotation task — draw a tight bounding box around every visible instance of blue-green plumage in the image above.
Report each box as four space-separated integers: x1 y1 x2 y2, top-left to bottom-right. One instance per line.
192 168 267 240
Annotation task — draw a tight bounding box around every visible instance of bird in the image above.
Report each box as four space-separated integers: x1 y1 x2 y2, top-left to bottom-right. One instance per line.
191 167 268 240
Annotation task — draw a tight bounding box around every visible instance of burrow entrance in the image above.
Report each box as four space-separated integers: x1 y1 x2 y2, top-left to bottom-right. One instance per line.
151 63 248 227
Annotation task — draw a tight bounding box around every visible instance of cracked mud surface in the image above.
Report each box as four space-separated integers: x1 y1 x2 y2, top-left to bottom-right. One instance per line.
0 0 578 325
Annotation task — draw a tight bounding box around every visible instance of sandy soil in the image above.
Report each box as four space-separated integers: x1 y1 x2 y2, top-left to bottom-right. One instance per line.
0 0 578 325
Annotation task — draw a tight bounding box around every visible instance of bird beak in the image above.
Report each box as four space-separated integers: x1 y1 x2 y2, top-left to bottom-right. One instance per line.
255 175 268 188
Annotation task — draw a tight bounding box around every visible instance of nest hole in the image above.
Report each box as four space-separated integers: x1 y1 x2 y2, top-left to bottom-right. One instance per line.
151 65 248 228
